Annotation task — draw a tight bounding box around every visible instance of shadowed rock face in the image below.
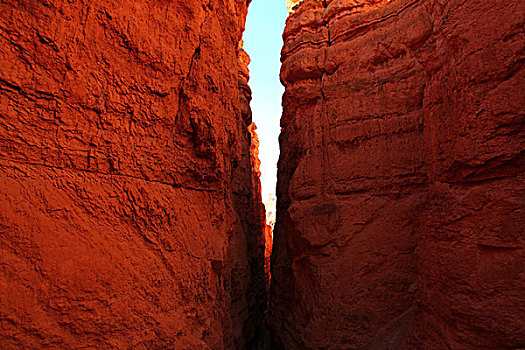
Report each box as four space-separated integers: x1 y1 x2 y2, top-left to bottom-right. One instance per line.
0 0 266 349
271 0 524 349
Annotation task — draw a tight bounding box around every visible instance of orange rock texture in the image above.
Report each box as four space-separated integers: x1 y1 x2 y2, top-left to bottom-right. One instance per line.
271 0 524 349
0 0 267 349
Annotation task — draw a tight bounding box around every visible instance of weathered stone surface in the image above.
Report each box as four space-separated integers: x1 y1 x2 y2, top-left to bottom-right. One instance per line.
271 0 524 349
410 0 525 347
0 0 266 349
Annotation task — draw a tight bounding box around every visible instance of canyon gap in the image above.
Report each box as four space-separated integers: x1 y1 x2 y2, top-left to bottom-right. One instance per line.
0 0 524 349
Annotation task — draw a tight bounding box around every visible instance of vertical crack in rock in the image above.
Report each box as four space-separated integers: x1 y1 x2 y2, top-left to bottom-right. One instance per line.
176 36 202 123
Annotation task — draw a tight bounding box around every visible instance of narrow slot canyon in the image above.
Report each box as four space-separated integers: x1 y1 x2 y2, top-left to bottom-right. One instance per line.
0 1 523 350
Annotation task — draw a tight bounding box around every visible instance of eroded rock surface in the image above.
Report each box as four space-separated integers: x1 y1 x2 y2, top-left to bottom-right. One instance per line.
271 0 524 349
0 0 266 349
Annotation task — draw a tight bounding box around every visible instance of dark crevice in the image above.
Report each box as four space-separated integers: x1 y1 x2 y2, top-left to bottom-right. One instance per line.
175 37 202 123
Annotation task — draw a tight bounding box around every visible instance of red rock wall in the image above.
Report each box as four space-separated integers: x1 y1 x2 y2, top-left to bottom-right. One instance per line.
410 0 524 347
271 0 524 349
0 0 267 349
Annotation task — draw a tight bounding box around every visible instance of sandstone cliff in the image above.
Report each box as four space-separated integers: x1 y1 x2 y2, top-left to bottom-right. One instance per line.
0 0 267 349
271 0 524 349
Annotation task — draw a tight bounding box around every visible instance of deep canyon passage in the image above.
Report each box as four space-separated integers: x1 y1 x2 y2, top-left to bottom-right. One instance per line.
0 0 524 350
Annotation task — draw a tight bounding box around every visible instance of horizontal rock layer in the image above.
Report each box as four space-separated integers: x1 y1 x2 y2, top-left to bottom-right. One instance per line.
271 0 524 349
0 0 266 349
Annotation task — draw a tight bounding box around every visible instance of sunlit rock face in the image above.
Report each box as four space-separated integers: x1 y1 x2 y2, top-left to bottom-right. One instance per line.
271 0 524 349
0 0 267 349
286 0 304 13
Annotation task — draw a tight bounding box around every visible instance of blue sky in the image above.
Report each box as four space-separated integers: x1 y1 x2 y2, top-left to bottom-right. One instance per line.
243 0 287 202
